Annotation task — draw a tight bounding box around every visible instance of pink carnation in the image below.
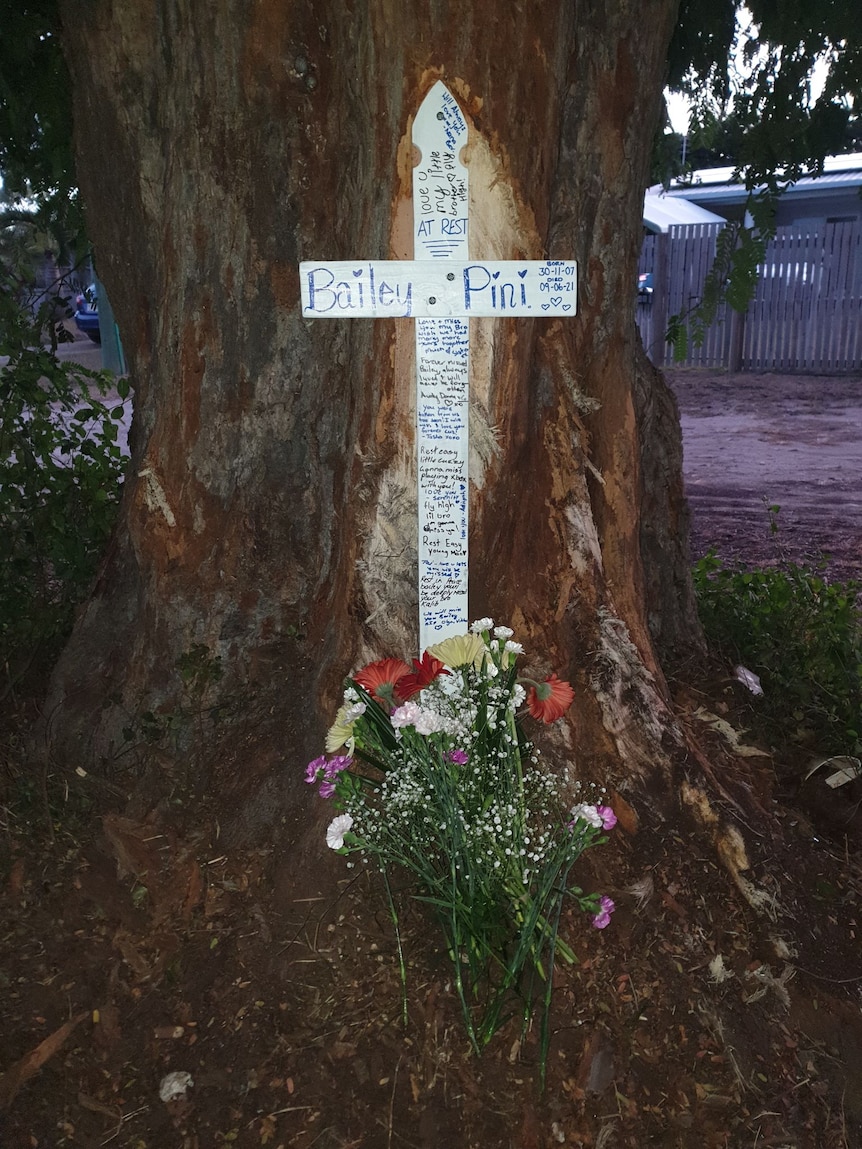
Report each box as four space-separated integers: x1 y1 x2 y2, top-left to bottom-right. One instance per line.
596 805 617 830
324 755 353 779
591 896 615 930
305 755 326 784
306 754 352 798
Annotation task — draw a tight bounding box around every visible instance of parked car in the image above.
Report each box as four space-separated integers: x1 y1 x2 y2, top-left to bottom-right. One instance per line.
637 271 654 298
74 285 101 343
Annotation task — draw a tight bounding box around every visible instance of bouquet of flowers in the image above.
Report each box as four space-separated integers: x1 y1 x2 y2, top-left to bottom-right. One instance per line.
305 618 615 1068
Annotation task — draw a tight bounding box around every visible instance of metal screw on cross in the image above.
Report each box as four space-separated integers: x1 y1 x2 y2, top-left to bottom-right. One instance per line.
299 81 577 654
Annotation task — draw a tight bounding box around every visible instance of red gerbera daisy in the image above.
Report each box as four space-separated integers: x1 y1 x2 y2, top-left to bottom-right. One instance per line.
395 651 451 700
526 674 575 723
353 658 412 705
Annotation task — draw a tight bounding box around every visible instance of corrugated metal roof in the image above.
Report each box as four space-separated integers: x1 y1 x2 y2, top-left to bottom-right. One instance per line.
655 152 862 205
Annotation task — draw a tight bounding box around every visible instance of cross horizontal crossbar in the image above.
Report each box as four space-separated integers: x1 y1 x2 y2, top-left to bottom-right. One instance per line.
300 260 577 319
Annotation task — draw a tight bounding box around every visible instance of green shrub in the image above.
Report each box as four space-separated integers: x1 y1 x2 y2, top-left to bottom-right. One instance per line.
0 276 128 687
693 551 862 756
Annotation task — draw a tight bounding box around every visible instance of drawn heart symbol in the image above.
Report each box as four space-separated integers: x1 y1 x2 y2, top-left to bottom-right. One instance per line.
550 296 563 306
562 304 572 311
541 303 550 311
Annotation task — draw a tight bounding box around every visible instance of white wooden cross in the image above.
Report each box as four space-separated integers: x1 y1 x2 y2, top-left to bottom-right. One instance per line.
299 81 577 653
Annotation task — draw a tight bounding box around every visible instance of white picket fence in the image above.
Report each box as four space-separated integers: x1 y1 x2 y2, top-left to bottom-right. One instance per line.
637 220 862 373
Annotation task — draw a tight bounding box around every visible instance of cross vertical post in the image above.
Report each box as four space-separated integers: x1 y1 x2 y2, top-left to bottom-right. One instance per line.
412 82 470 651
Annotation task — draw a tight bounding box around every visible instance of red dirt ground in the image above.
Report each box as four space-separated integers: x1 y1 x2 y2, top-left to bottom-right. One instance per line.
2 370 861 1149
669 369 862 584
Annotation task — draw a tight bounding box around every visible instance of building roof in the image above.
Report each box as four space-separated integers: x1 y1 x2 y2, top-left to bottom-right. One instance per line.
642 191 726 232
655 152 862 207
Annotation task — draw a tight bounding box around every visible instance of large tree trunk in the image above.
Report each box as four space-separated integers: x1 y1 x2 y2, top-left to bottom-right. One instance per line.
52 1 702 836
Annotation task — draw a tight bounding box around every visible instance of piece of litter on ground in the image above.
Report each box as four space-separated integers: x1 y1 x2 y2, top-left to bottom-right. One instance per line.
804 755 861 787
159 1071 194 1102
826 761 861 787
733 665 763 695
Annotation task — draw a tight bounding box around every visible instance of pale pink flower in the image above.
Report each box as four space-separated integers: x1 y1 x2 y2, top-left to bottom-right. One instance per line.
568 803 603 829
391 702 444 735
390 701 423 729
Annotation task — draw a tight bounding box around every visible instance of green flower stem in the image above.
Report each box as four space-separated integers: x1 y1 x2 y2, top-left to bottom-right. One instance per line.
381 866 409 1029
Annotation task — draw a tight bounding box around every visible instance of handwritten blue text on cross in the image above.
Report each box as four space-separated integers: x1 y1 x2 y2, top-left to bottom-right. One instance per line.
300 261 577 319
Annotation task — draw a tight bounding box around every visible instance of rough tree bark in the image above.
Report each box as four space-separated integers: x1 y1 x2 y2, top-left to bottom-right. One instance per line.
51 1 711 843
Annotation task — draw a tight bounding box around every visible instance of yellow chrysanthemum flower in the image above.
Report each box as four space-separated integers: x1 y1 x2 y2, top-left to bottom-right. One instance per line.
325 705 356 754
427 632 487 670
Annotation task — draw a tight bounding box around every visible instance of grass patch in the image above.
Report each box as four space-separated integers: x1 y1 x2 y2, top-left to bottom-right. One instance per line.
693 551 862 757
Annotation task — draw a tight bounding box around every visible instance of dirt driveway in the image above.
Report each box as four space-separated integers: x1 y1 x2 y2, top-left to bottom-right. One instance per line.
668 369 862 582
